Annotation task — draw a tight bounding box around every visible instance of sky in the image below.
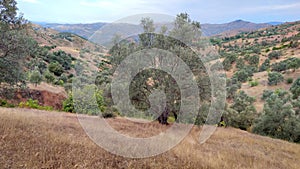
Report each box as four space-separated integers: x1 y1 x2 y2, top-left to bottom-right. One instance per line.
16 0 300 24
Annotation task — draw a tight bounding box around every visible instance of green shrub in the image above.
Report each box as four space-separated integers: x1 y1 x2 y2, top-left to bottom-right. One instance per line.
19 99 53 111
62 93 74 113
0 99 15 108
290 78 300 99
286 78 294 84
249 80 259 87
268 51 282 59
268 72 284 85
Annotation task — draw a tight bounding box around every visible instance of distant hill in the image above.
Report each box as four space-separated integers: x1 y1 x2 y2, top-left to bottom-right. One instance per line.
37 20 273 40
201 20 271 36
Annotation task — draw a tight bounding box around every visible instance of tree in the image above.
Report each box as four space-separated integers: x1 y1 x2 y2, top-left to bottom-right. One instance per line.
259 58 270 72
29 67 42 86
0 0 34 87
268 72 284 85
103 14 208 124
48 62 64 76
225 91 257 130
169 12 201 44
253 91 300 143
290 77 300 99
140 17 155 33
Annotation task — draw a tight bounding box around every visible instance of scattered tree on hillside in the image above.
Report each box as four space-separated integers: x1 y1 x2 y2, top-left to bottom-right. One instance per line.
29 67 42 86
268 72 284 85
290 77 300 99
253 91 300 143
223 91 257 130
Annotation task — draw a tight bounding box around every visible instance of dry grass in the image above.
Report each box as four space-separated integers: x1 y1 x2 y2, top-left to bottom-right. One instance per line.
0 107 300 169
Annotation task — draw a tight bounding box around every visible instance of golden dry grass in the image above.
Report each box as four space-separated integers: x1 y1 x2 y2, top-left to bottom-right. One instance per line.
0 107 300 169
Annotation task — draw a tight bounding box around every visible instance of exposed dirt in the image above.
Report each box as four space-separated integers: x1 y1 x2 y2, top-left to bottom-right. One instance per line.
0 108 299 169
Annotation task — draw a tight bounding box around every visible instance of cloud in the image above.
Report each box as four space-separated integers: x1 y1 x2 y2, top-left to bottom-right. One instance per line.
20 0 40 4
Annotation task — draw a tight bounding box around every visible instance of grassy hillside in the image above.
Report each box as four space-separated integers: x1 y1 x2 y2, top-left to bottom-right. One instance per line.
0 107 299 169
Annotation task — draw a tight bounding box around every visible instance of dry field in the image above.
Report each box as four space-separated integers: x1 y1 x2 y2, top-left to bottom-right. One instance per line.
0 107 300 169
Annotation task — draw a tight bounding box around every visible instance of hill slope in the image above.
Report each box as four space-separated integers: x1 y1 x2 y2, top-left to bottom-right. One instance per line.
0 107 299 169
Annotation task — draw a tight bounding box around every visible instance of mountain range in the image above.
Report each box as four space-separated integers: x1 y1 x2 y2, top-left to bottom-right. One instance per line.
35 20 282 40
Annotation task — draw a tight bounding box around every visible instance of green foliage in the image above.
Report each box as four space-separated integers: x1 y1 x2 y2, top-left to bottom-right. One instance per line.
268 72 284 85
261 90 274 100
0 0 34 87
231 91 256 113
268 51 282 59
233 66 256 83
43 70 55 83
236 58 245 70
271 57 300 72
29 67 42 86
290 78 300 99
0 99 15 108
226 78 241 99
48 62 64 76
286 78 294 84
224 91 257 130
253 91 300 143
19 99 53 111
259 58 270 72
246 55 260 66
72 85 106 116
249 80 259 87
223 53 237 71
62 93 74 113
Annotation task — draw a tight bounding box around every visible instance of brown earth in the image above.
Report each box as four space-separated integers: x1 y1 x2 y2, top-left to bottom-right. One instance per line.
0 108 299 169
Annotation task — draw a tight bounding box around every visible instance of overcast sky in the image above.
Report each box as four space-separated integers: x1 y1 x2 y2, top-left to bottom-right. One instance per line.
17 0 300 24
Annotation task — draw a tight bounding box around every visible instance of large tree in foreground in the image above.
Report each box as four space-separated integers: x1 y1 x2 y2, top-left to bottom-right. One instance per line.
0 0 34 87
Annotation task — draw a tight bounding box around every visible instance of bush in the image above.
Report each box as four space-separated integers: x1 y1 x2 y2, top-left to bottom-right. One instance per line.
19 99 53 111
290 78 300 99
268 72 284 85
286 78 294 84
62 93 74 113
0 99 15 108
48 62 64 76
268 51 282 59
72 85 106 115
259 58 270 72
249 80 259 87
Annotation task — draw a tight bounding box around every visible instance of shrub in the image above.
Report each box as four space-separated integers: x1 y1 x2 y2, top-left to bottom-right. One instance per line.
48 62 64 76
290 78 300 99
62 93 74 113
19 99 53 111
0 99 15 108
72 85 106 115
268 72 284 85
249 80 259 87
259 58 270 72
286 78 294 84
268 51 282 59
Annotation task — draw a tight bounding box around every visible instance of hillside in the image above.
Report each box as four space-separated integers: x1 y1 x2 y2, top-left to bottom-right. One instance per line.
0 107 299 169
212 20 300 111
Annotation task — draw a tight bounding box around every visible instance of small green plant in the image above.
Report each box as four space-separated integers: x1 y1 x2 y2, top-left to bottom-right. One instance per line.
286 78 294 84
0 99 15 108
249 80 259 87
19 99 53 111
